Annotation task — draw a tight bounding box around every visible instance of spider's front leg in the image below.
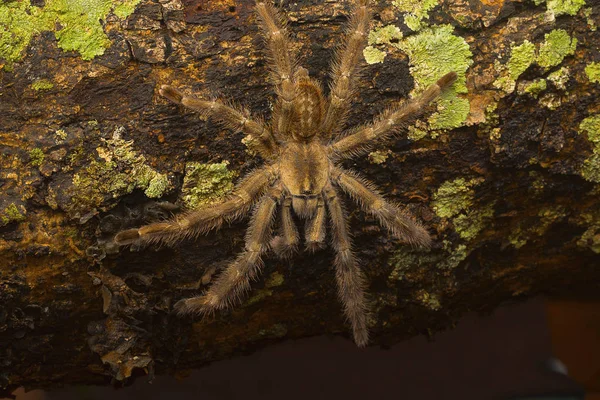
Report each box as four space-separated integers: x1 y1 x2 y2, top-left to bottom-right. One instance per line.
331 72 458 159
324 183 370 347
175 185 282 314
305 197 327 252
332 167 431 247
255 1 297 137
159 85 278 158
322 0 371 136
114 167 274 247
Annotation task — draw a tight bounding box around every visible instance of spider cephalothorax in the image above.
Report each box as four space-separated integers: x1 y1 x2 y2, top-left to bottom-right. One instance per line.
115 0 457 347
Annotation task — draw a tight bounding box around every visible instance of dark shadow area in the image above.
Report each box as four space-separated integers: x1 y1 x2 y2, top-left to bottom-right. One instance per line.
11 297 582 400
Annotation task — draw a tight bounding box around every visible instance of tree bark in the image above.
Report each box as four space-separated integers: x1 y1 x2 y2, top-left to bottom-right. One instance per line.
1 0 599 395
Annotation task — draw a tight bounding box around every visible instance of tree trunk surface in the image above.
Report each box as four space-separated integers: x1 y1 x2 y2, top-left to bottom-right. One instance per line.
1 0 599 395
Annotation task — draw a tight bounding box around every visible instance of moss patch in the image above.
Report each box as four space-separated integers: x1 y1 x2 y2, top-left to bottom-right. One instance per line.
69 129 170 216
0 203 26 226
0 0 142 68
535 0 586 16
180 162 237 209
579 114 600 183
398 25 472 130
432 177 494 240
392 0 439 31
585 62 600 83
30 78 54 91
538 29 578 69
29 148 45 167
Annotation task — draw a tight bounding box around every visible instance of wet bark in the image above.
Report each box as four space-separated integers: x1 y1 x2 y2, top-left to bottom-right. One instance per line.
1 0 599 395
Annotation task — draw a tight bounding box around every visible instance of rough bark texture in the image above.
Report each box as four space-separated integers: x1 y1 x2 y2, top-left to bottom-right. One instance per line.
1 0 599 395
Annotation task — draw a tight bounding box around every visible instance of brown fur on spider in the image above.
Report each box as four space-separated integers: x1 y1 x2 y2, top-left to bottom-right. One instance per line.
114 0 457 347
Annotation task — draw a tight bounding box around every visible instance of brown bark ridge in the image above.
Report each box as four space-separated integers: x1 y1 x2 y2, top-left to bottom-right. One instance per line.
1 0 599 395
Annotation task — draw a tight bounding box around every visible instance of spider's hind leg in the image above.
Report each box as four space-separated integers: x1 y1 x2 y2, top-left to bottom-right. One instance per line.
324 184 370 347
175 186 281 314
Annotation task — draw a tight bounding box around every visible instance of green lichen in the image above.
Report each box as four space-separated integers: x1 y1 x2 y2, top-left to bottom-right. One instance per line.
393 0 439 31
432 177 493 240
368 25 403 45
29 148 45 167
536 0 586 16
584 7 597 31
576 208 600 253
432 177 481 218
397 25 472 130
415 290 441 310
363 46 387 64
31 79 54 91
585 62 600 83
0 203 26 226
70 129 170 214
265 271 284 288
548 66 570 89
537 29 578 69
0 0 141 68
368 150 390 164
55 129 67 141
494 40 536 93
180 162 237 209
523 79 548 98
407 122 429 141
508 41 536 80
508 206 567 248
579 114 600 182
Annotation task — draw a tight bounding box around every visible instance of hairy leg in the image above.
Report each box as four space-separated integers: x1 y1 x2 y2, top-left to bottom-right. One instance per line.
114 167 275 247
322 0 371 137
159 85 278 158
271 195 299 258
332 167 431 247
175 186 281 314
305 196 326 252
324 184 369 347
255 1 297 138
330 72 458 159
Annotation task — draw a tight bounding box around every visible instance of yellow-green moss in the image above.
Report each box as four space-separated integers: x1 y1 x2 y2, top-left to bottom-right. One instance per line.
29 148 45 167
508 40 536 80
432 177 494 240
0 203 26 226
535 0 586 16
508 205 567 249
368 150 390 164
180 162 237 209
548 66 570 89
398 25 472 130
392 0 439 31
585 62 600 83
0 0 142 68
538 29 578 69
523 79 548 98
30 78 54 91
579 114 600 182
70 130 170 214
363 46 387 64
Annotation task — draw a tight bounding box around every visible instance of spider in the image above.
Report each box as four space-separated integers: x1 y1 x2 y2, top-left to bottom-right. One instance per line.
114 0 457 347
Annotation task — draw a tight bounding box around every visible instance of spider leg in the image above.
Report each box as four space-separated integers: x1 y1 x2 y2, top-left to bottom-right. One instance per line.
322 0 371 137
332 167 431 247
324 183 369 347
305 196 326 252
114 167 275 247
271 194 299 258
255 1 297 138
175 185 281 314
330 72 458 159
159 85 278 159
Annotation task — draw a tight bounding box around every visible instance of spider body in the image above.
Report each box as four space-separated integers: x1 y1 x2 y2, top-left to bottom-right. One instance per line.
114 0 457 347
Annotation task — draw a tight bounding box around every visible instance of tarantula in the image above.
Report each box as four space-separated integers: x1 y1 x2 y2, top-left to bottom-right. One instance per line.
115 0 456 347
